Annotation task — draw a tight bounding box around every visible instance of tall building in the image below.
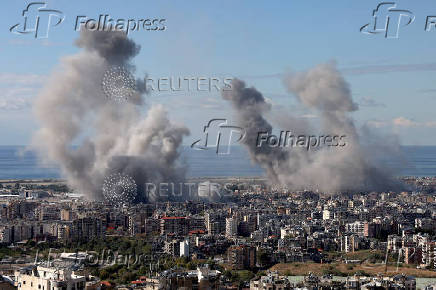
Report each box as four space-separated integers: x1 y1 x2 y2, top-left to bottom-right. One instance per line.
345 221 365 237
322 209 333 220
364 222 381 238
188 215 206 232
60 209 76 221
38 206 60 221
71 217 103 241
341 234 359 253
160 216 189 236
227 245 256 270
180 238 190 257
164 239 180 256
144 218 160 236
243 214 257 233
225 217 238 238
205 213 225 235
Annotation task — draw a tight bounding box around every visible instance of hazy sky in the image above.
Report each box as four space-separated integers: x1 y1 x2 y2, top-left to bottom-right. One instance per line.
1 0 436 145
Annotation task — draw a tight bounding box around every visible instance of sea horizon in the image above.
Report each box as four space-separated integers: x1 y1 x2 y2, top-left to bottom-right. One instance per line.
0 145 435 180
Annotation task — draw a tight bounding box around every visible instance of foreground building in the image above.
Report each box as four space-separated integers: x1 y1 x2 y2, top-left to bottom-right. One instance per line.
250 272 294 289
15 265 85 290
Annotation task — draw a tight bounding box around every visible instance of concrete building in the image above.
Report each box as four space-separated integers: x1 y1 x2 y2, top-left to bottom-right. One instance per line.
164 239 180 256
225 217 238 238
180 238 190 257
15 265 85 290
205 213 225 235
345 221 365 237
227 245 256 270
160 216 189 236
364 222 381 238
388 235 403 251
341 234 359 253
250 272 293 290
322 209 333 220
0 226 11 244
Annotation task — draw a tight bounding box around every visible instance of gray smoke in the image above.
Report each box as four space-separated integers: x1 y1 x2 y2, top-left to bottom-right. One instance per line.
31 29 190 202
223 63 403 193
222 80 287 184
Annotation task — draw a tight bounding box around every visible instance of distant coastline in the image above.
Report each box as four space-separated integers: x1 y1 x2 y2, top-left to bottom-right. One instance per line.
0 145 436 179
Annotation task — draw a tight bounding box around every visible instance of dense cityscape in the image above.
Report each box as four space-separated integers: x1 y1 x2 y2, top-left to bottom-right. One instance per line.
2 0 436 289
0 177 434 289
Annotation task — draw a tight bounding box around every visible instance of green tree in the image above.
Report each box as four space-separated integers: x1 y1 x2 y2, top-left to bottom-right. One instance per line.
99 269 110 280
237 270 254 282
257 250 270 267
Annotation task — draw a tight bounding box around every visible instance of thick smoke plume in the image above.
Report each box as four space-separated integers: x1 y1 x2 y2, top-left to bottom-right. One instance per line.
32 29 189 202
223 63 403 193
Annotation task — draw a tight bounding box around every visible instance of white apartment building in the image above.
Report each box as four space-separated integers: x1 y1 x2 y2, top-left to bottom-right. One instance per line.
15 265 85 290
225 217 238 238
322 209 333 220
180 238 190 257
345 221 365 237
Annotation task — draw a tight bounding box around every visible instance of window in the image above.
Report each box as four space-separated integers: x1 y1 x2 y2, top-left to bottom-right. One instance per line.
38 285 41 289
23 281 26 285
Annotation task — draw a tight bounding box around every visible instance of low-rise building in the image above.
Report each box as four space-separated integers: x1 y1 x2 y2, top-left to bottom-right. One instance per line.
15 265 85 290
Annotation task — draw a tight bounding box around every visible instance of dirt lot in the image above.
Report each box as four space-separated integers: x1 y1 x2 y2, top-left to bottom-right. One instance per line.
270 262 436 278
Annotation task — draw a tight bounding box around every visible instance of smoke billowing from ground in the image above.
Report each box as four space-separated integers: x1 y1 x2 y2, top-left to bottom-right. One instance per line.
223 63 403 193
32 28 403 198
32 29 189 202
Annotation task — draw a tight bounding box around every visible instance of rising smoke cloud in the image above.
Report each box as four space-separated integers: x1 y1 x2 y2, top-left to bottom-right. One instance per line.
31 29 189 202
223 62 403 193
